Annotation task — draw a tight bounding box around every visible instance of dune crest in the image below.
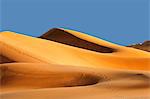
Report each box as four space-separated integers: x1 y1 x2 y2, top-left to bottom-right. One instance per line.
39 28 116 53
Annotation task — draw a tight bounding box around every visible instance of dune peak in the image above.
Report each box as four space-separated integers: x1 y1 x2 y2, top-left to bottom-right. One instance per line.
39 28 116 53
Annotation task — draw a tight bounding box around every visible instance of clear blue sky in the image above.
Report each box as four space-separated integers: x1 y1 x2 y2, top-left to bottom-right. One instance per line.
1 0 149 45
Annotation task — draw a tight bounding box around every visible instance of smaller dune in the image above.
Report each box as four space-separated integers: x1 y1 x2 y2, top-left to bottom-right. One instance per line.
39 28 116 53
1 63 150 99
0 63 100 92
1 63 150 93
128 41 150 52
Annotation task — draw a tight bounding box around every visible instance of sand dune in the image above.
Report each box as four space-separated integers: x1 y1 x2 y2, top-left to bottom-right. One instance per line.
1 63 150 99
39 28 116 53
1 63 100 92
0 28 150 99
0 29 149 70
128 40 150 52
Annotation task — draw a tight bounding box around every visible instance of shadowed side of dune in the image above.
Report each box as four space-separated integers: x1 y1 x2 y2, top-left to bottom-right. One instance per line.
39 28 116 53
0 55 16 64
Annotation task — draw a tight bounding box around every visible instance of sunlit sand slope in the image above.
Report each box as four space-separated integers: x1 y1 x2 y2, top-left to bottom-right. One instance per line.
0 29 149 70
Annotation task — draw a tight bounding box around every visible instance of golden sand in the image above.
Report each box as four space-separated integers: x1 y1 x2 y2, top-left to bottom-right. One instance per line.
0 28 150 99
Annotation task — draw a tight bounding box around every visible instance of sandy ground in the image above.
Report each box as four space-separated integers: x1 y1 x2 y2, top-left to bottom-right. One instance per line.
0 28 150 99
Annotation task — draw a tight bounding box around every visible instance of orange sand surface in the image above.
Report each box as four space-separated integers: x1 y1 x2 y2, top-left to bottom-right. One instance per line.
0 28 150 99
